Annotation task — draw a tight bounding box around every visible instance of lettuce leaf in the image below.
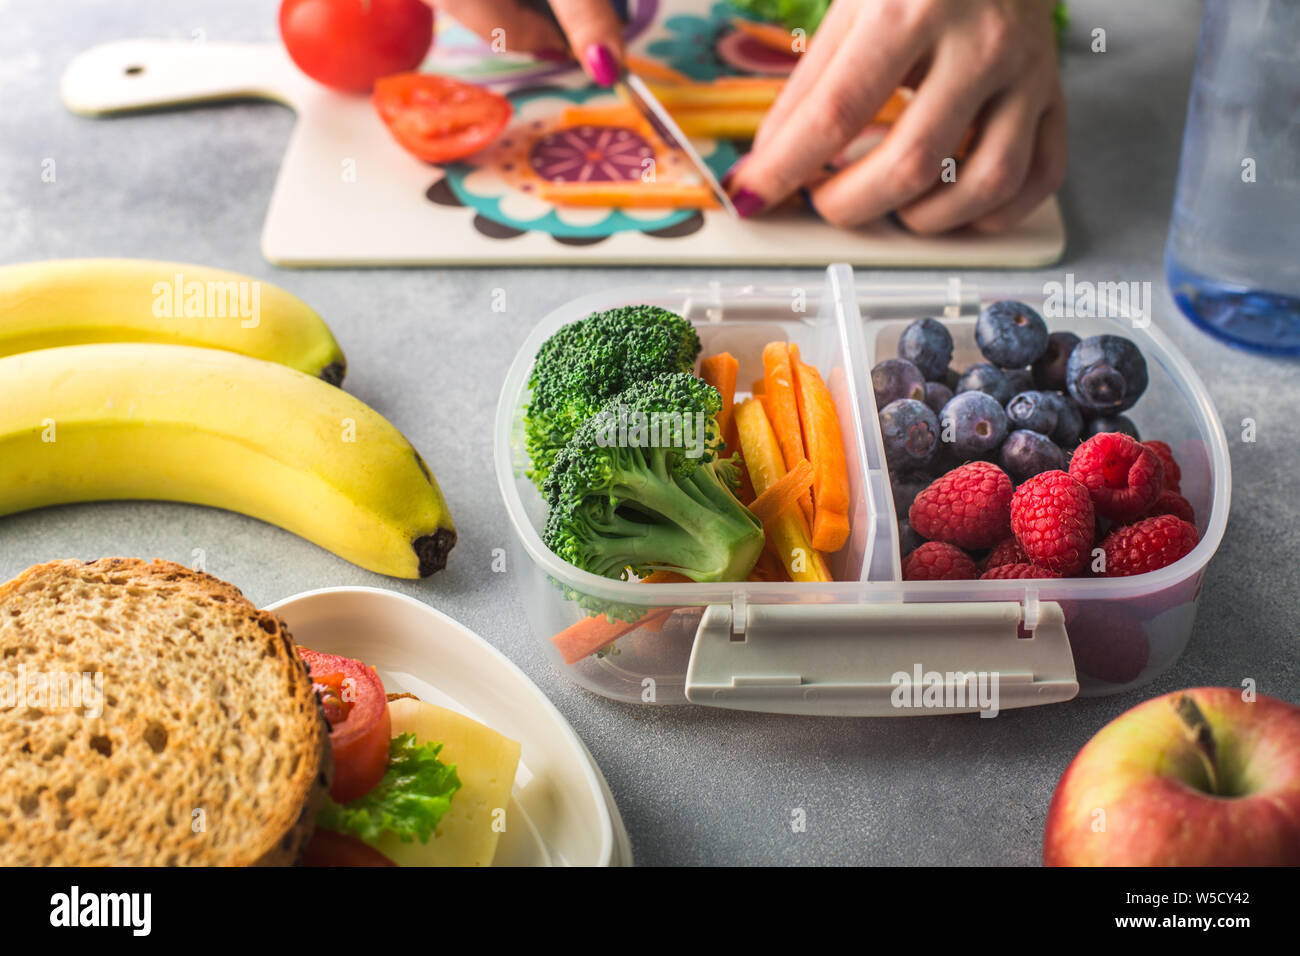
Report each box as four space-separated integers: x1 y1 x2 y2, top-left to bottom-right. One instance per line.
728 1 1068 44
317 733 461 845
729 0 832 33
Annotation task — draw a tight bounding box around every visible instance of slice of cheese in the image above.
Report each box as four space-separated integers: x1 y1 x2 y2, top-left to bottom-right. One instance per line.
376 699 522 867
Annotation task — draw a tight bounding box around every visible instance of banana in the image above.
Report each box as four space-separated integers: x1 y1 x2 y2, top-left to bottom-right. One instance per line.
0 258 347 383
0 344 455 578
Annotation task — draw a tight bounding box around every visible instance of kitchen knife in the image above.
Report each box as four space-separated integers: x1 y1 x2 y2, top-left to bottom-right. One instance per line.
616 73 739 217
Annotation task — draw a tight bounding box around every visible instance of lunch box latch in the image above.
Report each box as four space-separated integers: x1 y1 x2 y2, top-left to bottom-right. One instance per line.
684 601 1078 717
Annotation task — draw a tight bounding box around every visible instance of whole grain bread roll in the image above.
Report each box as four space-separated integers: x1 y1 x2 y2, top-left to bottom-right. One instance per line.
0 558 330 865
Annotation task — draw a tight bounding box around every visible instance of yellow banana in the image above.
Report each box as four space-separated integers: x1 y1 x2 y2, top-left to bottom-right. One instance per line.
0 344 455 577
0 258 347 383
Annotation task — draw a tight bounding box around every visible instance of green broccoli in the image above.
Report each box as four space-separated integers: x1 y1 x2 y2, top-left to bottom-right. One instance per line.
525 305 701 488
542 372 765 584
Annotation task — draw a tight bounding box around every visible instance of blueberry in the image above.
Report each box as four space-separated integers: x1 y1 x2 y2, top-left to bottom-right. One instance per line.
1040 391 1084 447
898 317 954 381
1000 430 1066 483
1032 331 1080 392
956 362 1015 406
890 472 930 516
1005 390 1058 435
943 367 961 390
1003 367 1035 395
1066 334 1148 414
879 399 939 471
1083 415 1140 440
898 519 924 559
940 390 1008 459
872 358 926 408
975 300 1050 367
922 381 953 415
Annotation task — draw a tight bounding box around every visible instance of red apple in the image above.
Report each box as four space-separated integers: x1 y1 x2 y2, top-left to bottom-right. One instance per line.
1044 687 1300 865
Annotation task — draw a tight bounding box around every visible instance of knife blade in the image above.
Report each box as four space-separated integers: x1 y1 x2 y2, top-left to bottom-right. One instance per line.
616 73 739 217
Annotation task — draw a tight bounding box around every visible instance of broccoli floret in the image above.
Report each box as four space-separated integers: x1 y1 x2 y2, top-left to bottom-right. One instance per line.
542 372 764 584
525 305 701 488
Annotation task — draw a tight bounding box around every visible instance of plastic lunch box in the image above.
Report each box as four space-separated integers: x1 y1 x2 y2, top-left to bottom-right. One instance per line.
494 266 1231 715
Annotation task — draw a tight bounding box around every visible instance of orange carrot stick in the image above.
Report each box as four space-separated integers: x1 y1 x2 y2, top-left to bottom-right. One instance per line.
551 608 674 664
625 55 693 85
747 549 791 582
761 342 814 526
551 569 688 662
749 458 814 528
560 104 651 135
537 182 719 209
734 398 832 583
698 352 739 449
791 358 851 552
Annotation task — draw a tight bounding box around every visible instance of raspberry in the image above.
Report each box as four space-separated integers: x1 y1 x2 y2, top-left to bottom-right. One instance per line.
908 461 1013 550
1100 514 1199 576
1068 432 1164 521
903 541 978 581
980 563 1061 580
1141 489 1195 524
1141 440 1181 492
1010 470 1095 575
983 536 1029 571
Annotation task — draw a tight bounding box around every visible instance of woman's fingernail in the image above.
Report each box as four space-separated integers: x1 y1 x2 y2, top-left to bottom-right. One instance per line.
535 48 572 63
584 43 618 86
730 187 766 219
721 153 750 189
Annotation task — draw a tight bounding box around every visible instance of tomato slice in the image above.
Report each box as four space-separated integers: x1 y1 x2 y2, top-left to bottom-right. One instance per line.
373 73 512 163
300 828 397 867
299 647 392 803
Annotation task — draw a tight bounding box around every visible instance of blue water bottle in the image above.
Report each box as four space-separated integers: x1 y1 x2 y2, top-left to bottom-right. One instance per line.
1165 0 1300 354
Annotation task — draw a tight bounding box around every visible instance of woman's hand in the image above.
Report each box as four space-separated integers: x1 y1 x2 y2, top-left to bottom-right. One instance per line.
427 0 625 85
727 0 1066 233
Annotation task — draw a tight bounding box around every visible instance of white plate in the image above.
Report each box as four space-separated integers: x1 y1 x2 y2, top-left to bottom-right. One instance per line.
265 587 632 867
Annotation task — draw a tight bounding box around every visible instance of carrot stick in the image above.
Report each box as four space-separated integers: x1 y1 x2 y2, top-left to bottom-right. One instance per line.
761 343 814 526
550 569 688 662
747 549 791 582
551 608 674 664
645 80 781 111
749 458 814 528
698 352 738 446
750 377 765 396
537 182 719 209
560 104 650 134
791 358 851 552
673 109 765 140
730 18 804 56
625 55 693 85
734 398 832 583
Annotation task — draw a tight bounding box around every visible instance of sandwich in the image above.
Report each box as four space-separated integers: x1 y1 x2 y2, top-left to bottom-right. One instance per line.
0 558 521 866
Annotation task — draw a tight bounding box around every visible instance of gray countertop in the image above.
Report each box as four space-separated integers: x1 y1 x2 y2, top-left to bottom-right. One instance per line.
3 0 1296 866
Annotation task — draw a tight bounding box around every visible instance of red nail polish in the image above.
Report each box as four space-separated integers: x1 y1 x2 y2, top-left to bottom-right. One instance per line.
731 187 766 219
584 43 618 87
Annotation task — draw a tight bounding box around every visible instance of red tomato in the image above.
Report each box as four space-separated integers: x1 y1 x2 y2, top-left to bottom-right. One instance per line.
279 0 434 94
373 73 512 163
299 647 392 803
300 828 397 867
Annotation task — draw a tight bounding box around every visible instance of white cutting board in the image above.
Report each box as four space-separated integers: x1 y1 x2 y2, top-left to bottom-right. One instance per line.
60 34 1065 268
